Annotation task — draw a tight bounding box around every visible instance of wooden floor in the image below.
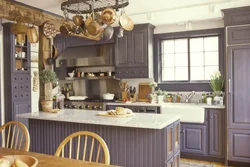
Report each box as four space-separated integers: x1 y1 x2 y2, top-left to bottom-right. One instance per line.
181 158 234 167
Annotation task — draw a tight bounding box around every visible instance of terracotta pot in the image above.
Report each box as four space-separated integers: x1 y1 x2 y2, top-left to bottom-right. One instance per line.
176 97 181 103
166 97 173 103
41 100 53 112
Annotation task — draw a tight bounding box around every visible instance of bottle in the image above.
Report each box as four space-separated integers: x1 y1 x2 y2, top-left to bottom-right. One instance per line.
66 87 70 100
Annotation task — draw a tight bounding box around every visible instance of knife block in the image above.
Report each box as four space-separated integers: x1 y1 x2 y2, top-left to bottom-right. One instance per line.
130 93 137 102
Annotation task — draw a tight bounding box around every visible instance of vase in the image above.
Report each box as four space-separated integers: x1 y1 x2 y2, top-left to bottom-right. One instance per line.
157 95 164 104
151 95 157 104
166 97 173 103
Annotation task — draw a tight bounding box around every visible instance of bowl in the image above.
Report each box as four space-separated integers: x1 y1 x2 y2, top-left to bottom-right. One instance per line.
68 73 75 78
103 93 114 100
3 155 38 167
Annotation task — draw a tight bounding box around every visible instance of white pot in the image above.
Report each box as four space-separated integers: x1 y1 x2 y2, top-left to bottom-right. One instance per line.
103 93 115 100
157 95 164 104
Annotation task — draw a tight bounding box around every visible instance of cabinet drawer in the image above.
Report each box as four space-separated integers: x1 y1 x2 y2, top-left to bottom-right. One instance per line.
115 68 130 78
228 26 250 45
139 67 148 78
228 129 250 163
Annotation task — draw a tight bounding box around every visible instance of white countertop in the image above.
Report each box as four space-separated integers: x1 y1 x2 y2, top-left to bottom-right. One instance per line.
17 109 180 130
106 102 225 109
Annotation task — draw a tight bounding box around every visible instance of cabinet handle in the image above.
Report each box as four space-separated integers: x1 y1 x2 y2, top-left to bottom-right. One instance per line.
126 71 129 74
228 79 231 94
141 71 145 73
133 71 136 74
210 115 213 119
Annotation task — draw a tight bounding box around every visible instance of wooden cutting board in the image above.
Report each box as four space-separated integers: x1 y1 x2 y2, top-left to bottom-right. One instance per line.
96 112 135 118
138 82 152 102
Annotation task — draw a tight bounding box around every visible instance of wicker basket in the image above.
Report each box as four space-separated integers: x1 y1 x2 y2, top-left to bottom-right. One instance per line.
11 16 28 34
41 100 53 112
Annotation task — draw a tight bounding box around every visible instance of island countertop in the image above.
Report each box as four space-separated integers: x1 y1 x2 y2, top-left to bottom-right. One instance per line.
17 109 180 129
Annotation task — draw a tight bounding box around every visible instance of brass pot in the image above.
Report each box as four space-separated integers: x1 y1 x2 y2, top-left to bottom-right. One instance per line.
87 20 101 36
73 15 84 26
27 26 38 44
101 8 116 25
60 23 72 36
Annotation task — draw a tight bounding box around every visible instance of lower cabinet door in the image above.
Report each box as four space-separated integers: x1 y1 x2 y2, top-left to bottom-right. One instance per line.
166 157 174 167
13 101 31 128
167 124 174 161
181 124 207 155
174 151 180 167
174 122 180 154
228 129 250 163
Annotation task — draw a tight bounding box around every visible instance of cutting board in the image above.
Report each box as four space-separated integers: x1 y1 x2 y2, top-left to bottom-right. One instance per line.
96 112 135 118
138 82 152 102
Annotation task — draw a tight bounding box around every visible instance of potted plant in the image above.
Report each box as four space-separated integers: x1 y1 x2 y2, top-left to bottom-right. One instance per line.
156 89 165 104
209 71 224 105
166 93 174 103
39 69 57 112
175 93 182 103
147 93 157 103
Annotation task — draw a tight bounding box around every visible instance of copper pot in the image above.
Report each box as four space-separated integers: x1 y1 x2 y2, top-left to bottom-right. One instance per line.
73 15 84 26
87 20 101 36
60 23 72 36
27 26 38 44
101 8 116 25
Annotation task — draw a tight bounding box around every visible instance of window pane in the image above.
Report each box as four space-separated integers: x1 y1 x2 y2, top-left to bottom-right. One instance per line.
162 68 175 81
190 52 204 67
162 54 174 67
205 52 218 66
205 66 219 80
175 39 188 53
204 36 218 51
162 40 174 54
175 53 188 67
191 67 204 80
176 67 188 80
190 38 204 52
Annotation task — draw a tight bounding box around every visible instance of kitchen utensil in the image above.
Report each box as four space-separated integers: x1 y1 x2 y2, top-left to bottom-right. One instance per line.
72 14 84 26
46 39 58 65
95 12 104 26
68 72 75 78
102 25 114 41
119 14 134 31
103 93 115 100
101 8 116 25
27 25 38 44
87 19 101 36
60 22 72 36
43 22 57 38
85 15 92 26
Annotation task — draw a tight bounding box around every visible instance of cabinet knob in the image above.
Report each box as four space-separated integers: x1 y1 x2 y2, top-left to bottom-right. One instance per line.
141 71 145 73
133 71 136 74
118 72 121 74
210 115 213 119
126 71 129 74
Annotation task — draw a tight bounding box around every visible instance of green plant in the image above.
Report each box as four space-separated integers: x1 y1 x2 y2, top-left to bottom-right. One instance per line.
175 92 182 98
209 71 224 93
39 69 57 84
166 93 174 98
156 89 165 96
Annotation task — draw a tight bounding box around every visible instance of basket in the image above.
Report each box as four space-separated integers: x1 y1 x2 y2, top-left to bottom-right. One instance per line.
41 100 53 112
11 16 28 34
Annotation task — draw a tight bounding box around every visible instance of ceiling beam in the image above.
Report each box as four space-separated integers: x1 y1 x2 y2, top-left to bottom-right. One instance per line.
0 0 101 40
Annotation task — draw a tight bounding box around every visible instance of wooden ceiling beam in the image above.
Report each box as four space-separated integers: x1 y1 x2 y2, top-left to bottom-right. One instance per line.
0 0 101 40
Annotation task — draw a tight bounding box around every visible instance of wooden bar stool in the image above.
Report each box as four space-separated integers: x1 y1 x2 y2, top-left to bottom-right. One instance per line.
55 131 110 165
0 121 30 151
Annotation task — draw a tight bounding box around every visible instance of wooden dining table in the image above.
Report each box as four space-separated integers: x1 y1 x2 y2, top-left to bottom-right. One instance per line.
0 147 122 167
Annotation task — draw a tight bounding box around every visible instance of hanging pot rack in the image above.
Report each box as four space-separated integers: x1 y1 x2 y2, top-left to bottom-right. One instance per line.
61 0 129 14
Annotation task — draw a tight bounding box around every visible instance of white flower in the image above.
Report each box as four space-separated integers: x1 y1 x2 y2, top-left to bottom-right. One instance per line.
214 71 221 78
149 82 158 88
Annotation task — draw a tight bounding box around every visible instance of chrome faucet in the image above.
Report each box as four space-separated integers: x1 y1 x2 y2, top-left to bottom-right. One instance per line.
185 91 195 103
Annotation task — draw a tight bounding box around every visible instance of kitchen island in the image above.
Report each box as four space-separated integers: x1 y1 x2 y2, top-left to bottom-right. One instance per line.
18 109 181 167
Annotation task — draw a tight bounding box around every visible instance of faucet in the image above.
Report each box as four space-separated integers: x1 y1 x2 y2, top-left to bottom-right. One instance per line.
185 91 195 103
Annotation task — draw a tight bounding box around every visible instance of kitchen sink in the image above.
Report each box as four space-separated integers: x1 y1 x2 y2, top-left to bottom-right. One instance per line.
161 103 205 123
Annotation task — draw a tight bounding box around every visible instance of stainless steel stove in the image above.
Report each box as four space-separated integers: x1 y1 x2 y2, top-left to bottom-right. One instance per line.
64 99 114 111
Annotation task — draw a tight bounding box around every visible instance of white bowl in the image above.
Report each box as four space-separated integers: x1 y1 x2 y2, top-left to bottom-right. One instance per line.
68 73 75 77
103 93 114 100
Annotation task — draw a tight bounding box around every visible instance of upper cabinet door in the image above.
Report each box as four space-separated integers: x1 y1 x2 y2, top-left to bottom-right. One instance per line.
228 45 250 129
130 29 148 67
115 31 131 67
228 26 250 45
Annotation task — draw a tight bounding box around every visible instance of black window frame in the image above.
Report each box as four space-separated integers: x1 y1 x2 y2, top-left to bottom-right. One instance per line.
154 28 224 91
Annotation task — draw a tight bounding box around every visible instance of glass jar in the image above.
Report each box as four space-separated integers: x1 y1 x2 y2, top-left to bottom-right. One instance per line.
56 92 65 109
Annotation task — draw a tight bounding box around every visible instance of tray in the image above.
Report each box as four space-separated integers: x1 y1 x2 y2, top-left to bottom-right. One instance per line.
96 112 135 118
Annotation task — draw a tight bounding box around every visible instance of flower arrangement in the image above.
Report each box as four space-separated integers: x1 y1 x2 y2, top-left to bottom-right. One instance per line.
149 82 158 88
165 93 174 103
209 71 224 96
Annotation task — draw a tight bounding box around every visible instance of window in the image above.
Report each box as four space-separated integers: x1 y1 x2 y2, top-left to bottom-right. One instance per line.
161 36 219 82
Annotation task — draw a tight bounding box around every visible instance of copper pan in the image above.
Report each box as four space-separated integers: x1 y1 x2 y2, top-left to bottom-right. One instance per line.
101 8 116 25
60 22 72 36
119 14 134 31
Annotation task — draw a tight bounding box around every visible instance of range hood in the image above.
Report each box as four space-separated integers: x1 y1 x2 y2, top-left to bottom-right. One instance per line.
55 45 113 67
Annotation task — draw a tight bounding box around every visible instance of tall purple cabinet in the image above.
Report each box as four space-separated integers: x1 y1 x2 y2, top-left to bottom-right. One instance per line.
223 6 250 164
